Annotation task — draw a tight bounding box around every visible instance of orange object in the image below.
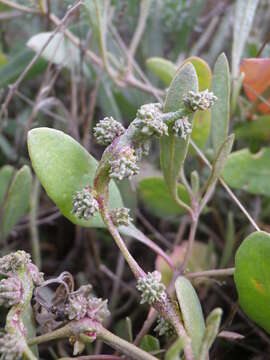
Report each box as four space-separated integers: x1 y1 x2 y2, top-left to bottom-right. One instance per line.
240 58 270 114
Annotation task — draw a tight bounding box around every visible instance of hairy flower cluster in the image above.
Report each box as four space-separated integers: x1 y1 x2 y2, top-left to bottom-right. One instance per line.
154 315 176 337
0 333 23 360
110 207 132 226
0 276 23 307
109 148 139 180
183 89 217 111
135 140 151 160
173 116 192 140
72 188 99 220
136 271 166 305
133 103 168 137
93 117 125 145
0 251 30 274
65 285 110 324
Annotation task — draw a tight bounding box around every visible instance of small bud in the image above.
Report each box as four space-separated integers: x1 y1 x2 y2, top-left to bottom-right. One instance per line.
154 315 176 337
0 251 30 274
72 188 99 220
0 333 23 360
110 207 132 226
65 285 92 321
93 117 125 145
73 339 85 355
134 103 168 137
136 271 166 305
0 276 23 307
109 148 139 181
135 140 151 160
172 116 192 140
87 297 110 324
183 89 217 111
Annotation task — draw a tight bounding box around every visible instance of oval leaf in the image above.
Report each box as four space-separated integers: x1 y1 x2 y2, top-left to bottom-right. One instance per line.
222 147 270 196
146 57 177 86
234 231 270 334
27 127 123 228
0 165 32 241
175 276 205 358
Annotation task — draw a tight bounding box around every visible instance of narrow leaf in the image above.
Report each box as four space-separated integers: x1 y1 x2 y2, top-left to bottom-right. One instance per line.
175 276 205 358
211 53 230 155
160 62 198 200
198 308 222 360
0 165 32 241
0 165 14 207
165 338 184 360
232 0 259 78
27 128 123 228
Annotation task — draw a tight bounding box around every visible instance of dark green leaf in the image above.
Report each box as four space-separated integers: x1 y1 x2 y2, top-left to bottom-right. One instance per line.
139 335 160 353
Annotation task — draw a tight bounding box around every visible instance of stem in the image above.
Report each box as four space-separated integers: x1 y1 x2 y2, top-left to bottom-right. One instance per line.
0 0 40 13
30 177 41 268
85 327 158 360
190 139 261 232
100 202 145 279
180 213 199 272
185 267 235 279
28 324 73 346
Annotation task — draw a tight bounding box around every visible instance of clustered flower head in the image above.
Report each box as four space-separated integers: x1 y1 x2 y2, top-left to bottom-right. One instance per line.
173 116 192 140
136 271 167 305
72 187 99 220
65 285 110 324
154 315 176 337
110 207 133 226
133 103 168 137
109 147 139 181
0 251 30 274
183 89 217 111
0 333 23 360
0 276 23 307
93 117 125 146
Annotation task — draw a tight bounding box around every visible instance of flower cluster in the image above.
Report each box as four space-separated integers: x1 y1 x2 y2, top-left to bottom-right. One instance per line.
0 333 23 360
0 251 30 274
109 148 139 181
0 276 23 307
65 285 110 323
133 103 168 137
154 315 176 337
136 271 167 305
110 207 133 226
173 116 192 140
183 89 217 111
72 187 99 220
93 117 125 145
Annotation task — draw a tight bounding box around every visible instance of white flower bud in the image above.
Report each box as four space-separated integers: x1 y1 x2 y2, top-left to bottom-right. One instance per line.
72 188 99 220
93 117 125 145
173 116 192 140
183 89 217 111
109 148 139 181
133 103 168 137
87 297 110 324
0 333 23 360
0 276 23 307
65 285 92 321
136 271 167 305
0 251 30 274
154 315 175 337
110 207 132 226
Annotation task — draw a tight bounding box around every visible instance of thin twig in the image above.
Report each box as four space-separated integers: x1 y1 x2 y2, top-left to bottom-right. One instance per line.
0 0 40 14
185 267 235 279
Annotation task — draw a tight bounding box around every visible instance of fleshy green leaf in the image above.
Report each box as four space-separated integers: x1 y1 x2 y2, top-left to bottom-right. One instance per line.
232 0 260 78
235 115 270 142
175 276 205 358
27 127 123 228
160 62 198 200
222 147 270 196
165 338 184 360
146 57 177 86
234 231 270 334
190 110 211 151
182 56 212 91
139 335 160 354
198 308 222 360
211 53 230 155
138 177 190 217
0 165 32 241
0 165 14 207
